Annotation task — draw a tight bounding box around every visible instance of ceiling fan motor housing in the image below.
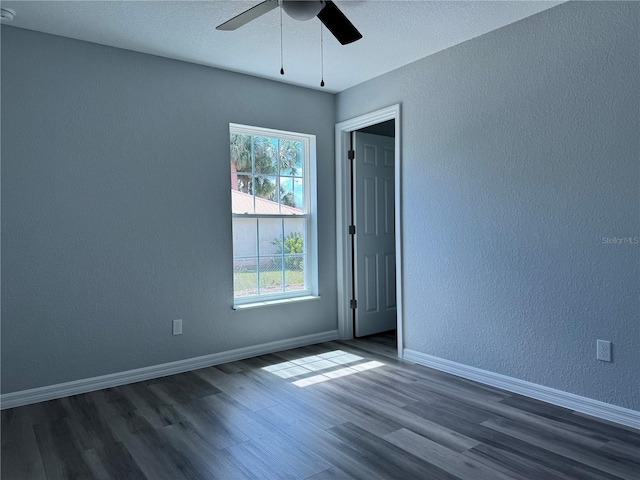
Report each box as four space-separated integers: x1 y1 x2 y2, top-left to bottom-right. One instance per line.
216 0 361 46
281 0 326 21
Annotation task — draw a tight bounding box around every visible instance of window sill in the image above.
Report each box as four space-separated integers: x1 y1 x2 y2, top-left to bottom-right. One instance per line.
233 295 320 311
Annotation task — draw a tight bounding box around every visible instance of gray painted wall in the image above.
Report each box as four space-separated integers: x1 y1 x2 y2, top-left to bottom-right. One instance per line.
1 27 337 394
338 2 639 410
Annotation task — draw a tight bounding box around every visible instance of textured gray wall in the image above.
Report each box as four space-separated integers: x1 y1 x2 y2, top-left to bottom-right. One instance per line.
338 2 639 410
1 27 337 394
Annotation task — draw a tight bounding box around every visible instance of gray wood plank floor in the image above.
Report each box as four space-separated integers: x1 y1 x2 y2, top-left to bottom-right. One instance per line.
2 331 639 479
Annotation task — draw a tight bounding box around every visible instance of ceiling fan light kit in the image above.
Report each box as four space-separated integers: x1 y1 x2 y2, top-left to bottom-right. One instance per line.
216 0 361 45
281 0 326 21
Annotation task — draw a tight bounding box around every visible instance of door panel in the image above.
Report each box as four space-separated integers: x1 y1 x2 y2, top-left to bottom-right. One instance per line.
384 177 394 235
355 132 396 337
363 176 378 236
363 144 377 165
364 254 379 313
383 146 394 167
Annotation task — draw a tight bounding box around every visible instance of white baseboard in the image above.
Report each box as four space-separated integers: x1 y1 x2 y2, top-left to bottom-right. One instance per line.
403 349 640 431
0 330 339 410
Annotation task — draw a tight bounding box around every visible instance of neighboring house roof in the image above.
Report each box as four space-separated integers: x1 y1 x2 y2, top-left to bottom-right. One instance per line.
231 189 303 215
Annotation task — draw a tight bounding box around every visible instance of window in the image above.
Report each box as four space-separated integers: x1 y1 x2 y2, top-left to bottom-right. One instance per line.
230 124 317 306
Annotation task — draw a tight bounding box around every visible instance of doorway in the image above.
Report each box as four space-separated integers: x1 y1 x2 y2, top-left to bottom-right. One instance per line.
335 105 403 358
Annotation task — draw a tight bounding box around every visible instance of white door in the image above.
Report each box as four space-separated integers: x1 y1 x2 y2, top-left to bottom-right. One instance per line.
354 132 396 337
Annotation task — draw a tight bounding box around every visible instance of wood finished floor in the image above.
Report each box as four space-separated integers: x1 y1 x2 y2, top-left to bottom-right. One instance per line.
2 332 639 480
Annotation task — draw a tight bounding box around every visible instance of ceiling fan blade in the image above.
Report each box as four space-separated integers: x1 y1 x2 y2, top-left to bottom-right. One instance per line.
216 0 279 31
317 0 362 45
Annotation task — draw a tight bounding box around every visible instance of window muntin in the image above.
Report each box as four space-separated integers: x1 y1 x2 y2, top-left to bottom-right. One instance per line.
230 125 316 304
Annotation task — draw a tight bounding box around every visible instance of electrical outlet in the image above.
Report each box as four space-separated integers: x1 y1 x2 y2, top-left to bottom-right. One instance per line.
596 340 611 362
172 319 183 336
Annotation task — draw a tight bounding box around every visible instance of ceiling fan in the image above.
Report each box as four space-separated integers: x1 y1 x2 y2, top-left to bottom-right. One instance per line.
216 0 362 45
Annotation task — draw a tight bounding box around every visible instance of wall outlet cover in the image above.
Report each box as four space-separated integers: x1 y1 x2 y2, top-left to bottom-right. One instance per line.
596 340 611 362
172 319 183 336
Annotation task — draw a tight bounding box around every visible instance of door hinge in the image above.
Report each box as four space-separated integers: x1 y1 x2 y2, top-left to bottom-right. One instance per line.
348 225 356 235
348 150 355 160
350 299 358 309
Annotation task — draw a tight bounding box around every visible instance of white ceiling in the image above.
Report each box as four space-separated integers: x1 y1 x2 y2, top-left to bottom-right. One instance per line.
2 1 562 93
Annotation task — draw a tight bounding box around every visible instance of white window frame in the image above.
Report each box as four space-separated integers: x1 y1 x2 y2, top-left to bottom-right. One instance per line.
230 123 318 308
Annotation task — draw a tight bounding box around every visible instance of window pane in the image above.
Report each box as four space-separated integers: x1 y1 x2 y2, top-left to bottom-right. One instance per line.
253 137 278 174
258 217 283 256
230 131 254 212
293 177 304 211
259 256 284 295
279 139 303 177
285 256 305 292
283 218 306 254
257 217 304 296
233 217 257 297
234 262 257 297
279 177 305 213
254 176 277 212
230 133 252 174
237 175 253 195
283 217 305 292
233 218 257 257
231 177 255 214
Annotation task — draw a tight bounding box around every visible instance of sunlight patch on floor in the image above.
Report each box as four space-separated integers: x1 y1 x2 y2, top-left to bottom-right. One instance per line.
292 361 385 387
261 350 385 387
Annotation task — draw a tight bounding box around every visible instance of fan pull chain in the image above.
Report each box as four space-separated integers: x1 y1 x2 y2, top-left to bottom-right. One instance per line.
280 5 285 75
320 23 325 87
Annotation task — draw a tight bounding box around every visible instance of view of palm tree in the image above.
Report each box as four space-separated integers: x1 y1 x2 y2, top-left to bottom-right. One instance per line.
230 134 303 210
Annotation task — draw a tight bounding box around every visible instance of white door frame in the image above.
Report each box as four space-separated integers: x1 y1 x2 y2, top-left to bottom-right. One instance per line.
335 104 403 358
